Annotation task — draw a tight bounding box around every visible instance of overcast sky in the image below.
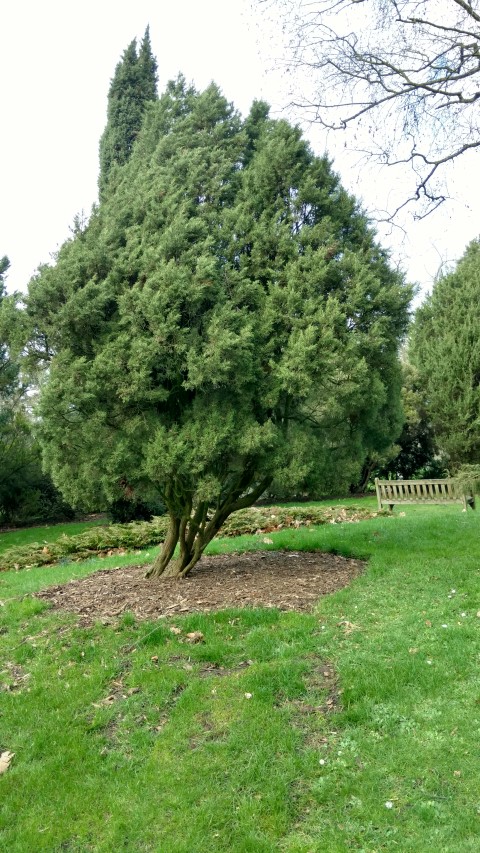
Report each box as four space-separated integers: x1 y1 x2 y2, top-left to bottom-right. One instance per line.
1 0 479 301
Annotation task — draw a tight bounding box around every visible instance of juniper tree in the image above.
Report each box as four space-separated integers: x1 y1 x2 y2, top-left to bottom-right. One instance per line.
27 77 411 578
98 27 158 199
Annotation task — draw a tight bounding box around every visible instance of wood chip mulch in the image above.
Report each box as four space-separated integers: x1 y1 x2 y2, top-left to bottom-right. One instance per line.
36 549 365 624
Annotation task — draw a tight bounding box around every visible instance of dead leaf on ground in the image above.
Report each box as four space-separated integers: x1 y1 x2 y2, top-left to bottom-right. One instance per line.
36 550 365 623
185 631 204 644
0 751 15 774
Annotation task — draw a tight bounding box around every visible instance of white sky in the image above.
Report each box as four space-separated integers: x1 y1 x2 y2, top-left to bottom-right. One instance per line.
1 0 479 303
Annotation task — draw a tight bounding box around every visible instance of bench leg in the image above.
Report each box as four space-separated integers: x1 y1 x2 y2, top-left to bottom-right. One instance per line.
389 504 394 512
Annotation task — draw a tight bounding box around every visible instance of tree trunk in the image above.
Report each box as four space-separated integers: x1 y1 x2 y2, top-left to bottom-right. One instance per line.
145 477 272 580
147 510 222 579
145 513 180 578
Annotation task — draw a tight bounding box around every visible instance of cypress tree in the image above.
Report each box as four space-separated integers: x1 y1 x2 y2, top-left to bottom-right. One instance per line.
98 28 158 199
138 26 157 102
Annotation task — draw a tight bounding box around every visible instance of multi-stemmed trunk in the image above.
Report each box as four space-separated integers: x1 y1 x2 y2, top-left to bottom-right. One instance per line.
145 477 271 579
145 506 225 579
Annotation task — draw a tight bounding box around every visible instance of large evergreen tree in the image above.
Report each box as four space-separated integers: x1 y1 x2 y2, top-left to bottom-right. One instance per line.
98 27 158 199
27 77 411 578
410 240 480 466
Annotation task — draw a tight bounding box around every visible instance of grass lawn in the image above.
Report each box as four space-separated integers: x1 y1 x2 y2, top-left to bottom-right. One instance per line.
1 502 479 851
0 518 108 555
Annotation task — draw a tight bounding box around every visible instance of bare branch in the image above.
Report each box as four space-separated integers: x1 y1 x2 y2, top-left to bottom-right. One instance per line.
258 0 480 217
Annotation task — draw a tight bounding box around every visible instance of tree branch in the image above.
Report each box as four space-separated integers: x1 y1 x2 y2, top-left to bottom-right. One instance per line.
260 0 480 217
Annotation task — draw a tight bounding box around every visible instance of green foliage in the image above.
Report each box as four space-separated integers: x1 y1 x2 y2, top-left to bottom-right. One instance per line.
0 257 19 397
0 260 74 525
379 360 446 480
27 70 411 576
0 518 166 571
0 261 38 522
0 445 75 527
410 239 480 467
0 409 49 524
98 27 158 199
0 504 380 571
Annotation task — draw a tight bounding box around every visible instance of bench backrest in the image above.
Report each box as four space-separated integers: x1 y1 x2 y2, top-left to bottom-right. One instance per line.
375 478 466 510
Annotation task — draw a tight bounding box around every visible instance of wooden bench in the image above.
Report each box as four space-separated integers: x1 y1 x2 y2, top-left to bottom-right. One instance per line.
374 478 475 512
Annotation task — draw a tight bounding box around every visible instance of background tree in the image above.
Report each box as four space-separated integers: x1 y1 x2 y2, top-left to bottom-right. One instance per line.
0 257 18 398
0 256 28 521
0 258 74 525
410 239 480 466
98 27 158 199
259 0 480 217
27 76 411 578
376 360 445 481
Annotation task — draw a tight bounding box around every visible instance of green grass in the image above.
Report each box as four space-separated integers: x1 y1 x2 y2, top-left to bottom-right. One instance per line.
0 502 378 572
0 518 108 554
1 503 480 851
0 499 374 558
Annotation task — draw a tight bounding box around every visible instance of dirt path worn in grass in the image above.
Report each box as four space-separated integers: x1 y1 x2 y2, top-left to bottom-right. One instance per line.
37 550 365 623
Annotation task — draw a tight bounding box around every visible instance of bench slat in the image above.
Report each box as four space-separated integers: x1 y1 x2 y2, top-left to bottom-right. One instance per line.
374 478 473 511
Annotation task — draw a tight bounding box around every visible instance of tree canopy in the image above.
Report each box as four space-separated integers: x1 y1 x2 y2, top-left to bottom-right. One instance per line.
0 257 18 399
259 0 480 218
0 256 27 521
410 239 480 467
27 74 411 578
377 360 445 480
0 259 67 524
98 26 158 199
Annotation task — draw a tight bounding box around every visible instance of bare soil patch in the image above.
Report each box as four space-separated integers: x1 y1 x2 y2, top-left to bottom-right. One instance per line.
37 549 365 623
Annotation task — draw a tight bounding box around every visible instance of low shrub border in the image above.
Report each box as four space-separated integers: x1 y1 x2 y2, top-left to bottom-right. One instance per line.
0 504 382 572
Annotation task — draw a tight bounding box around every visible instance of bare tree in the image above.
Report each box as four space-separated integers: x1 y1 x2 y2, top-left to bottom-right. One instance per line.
258 0 480 218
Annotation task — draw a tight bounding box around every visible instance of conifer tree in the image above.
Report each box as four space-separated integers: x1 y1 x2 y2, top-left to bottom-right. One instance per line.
28 77 411 579
410 240 480 466
138 26 157 102
98 28 158 199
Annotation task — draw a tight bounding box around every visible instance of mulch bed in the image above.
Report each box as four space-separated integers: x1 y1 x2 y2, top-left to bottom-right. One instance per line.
36 549 365 624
